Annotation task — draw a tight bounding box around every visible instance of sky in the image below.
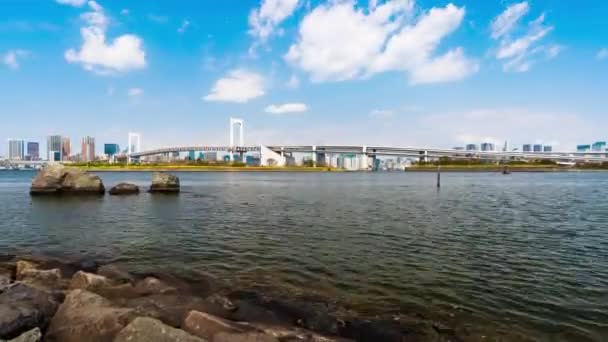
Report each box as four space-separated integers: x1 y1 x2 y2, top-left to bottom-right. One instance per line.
1 0 608 155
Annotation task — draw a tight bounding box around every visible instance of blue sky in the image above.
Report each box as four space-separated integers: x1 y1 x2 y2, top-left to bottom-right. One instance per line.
1 0 608 155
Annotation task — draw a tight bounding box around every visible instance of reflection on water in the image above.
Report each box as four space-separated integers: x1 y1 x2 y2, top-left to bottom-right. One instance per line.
1 170 608 340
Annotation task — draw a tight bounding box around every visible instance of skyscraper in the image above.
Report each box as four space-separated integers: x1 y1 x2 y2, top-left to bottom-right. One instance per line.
81 136 95 162
47 135 62 161
480 142 495 152
104 144 120 156
27 142 39 160
61 137 71 161
533 144 543 153
523 144 532 152
8 139 25 160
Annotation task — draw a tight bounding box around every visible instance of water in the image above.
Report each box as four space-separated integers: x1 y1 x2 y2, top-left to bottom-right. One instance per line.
1 170 607 340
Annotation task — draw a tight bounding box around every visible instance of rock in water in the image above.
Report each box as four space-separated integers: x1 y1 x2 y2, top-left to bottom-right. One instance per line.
149 172 180 193
109 183 140 195
114 317 204 342
30 164 104 195
0 284 59 339
7 327 42 342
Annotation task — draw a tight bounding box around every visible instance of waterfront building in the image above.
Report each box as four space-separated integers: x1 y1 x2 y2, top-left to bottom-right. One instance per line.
543 146 553 152
8 139 25 160
577 144 591 153
533 144 543 153
104 143 120 156
27 142 39 160
480 142 495 152
188 150 196 160
81 136 95 162
523 144 532 152
47 135 62 161
61 137 71 161
465 144 478 151
592 141 606 152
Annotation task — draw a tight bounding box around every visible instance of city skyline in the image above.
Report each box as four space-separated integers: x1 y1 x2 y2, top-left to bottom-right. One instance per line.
1 1 608 154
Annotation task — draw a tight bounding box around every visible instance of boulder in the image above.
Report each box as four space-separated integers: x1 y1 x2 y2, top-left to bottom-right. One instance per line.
0 283 59 339
30 164 104 195
97 265 135 284
182 310 246 340
114 317 204 342
149 172 180 193
69 271 112 290
15 261 62 291
213 332 279 342
46 289 136 342
6 327 42 342
109 183 140 195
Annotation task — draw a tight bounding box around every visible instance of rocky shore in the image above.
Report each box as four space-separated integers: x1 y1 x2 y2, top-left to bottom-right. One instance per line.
0 255 455 342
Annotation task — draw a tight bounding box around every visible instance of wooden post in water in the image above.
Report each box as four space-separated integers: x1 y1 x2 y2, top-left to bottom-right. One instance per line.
437 165 441 188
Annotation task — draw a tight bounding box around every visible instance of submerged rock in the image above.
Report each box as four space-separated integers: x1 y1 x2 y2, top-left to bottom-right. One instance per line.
182 310 246 340
30 164 105 195
114 317 204 342
97 264 134 284
6 327 42 342
0 284 59 339
149 172 180 193
109 183 140 195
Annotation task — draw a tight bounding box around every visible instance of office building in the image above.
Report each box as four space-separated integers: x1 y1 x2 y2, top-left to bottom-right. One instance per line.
577 144 591 153
465 144 478 151
543 146 552 152
480 142 495 152
61 137 71 161
523 144 532 152
188 150 196 160
533 144 543 153
104 144 120 156
27 142 39 160
47 135 62 161
8 139 25 160
81 136 95 162
592 141 606 152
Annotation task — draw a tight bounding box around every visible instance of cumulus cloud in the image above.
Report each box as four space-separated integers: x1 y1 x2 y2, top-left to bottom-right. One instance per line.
2 49 29 70
56 0 86 7
65 1 146 75
203 69 265 103
249 0 299 41
285 0 477 84
128 87 143 97
265 103 308 114
491 3 558 72
597 48 608 61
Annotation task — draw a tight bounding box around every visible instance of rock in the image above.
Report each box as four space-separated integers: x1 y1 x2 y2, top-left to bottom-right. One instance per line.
149 172 180 193
114 317 204 342
0 264 13 292
134 277 177 295
182 310 246 340
206 294 238 312
213 332 279 342
97 265 135 284
6 327 42 342
251 323 352 342
69 271 112 290
15 261 62 290
109 183 140 195
0 283 59 339
30 164 104 195
46 289 136 342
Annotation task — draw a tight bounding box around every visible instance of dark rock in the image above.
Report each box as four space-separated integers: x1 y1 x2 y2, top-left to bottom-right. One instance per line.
6 327 42 342
46 289 136 342
0 283 59 339
30 164 104 195
149 172 180 193
0 264 13 292
182 310 246 340
109 183 140 195
206 294 238 312
114 317 204 342
97 264 134 284
213 332 279 342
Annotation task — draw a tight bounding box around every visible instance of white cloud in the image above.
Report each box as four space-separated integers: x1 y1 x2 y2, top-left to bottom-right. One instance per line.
369 109 393 118
265 103 308 114
491 4 557 73
490 2 529 39
249 0 299 41
285 1 477 84
203 69 265 103
597 48 608 61
65 1 146 75
128 88 143 97
56 0 86 7
177 19 190 34
286 74 300 89
2 49 29 70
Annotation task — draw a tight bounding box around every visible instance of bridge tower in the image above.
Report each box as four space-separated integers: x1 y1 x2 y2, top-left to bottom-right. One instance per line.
127 132 141 164
229 118 244 162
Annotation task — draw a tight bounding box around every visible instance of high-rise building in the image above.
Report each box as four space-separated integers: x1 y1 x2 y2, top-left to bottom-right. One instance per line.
27 142 39 160
480 142 495 152
577 144 591 153
543 146 553 152
81 136 95 162
8 139 25 160
61 137 71 161
533 144 543 153
47 135 62 161
592 141 606 152
104 144 120 156
465 144 478 151
523 144 532 152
